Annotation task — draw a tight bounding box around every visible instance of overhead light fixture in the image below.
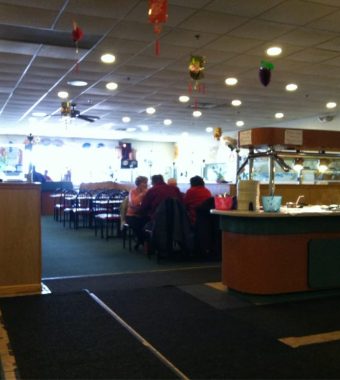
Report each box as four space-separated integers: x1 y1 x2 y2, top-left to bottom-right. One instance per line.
231 99 242 106
326 101 337 109
285 83 298 92
318 158 329 173
293 157 304 172
67 80 88 87
140 125 149 131
193 110 202 118
179 95 190 103
146 107 156 115
225 77 238 86
275 112 284 119
122 116 131 123
163 119 172 126
32 112 47 117
106 82 118 90
57 91 69 99
206 127 213 133
126 127 136 132
101 53 116 64
266 46 282 56
236 120 244 127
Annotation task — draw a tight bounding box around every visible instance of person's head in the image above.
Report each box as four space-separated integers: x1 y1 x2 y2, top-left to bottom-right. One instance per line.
167 178 177 186
151 174 165 186
135 175 148 190
190 175 205 187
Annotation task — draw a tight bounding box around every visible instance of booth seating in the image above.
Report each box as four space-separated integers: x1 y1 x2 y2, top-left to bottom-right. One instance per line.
79 181 133 192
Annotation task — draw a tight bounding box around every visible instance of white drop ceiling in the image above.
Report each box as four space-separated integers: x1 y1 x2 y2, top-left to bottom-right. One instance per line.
1 0 340 142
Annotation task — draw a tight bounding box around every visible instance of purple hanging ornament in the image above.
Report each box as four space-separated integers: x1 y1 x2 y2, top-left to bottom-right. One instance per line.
259 60 274 87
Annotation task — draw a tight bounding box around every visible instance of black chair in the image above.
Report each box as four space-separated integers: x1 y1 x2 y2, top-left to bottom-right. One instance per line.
194 197 221 259
69 190 93 229
145 197 193 261
93 190 127 240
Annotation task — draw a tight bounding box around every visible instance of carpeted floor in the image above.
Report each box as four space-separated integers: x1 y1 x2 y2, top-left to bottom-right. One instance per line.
42 216 220 279
1 286 340 379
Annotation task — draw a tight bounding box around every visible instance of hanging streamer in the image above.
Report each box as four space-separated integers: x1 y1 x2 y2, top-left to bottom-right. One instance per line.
148 0 168 55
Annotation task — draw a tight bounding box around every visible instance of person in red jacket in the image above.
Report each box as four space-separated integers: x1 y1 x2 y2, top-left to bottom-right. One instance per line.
184 175 212 225
139 174 182 219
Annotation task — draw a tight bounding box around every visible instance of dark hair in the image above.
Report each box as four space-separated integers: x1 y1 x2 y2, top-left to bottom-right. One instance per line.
135 176 148 186
151 174 164 185
190 175 205 187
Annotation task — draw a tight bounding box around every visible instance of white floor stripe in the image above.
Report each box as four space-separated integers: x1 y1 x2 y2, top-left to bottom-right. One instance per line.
85 289 190 380
279 330 340 348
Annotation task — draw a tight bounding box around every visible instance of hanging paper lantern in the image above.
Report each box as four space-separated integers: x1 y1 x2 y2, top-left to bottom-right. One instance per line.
148 0 168 55
61 101 71 117
259 60 274 87
72 21 84 53
189 55 205 81
188 55 206 93
213 127 222 141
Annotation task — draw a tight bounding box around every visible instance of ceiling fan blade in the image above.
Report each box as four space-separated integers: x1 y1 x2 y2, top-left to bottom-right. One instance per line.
77 115 96 122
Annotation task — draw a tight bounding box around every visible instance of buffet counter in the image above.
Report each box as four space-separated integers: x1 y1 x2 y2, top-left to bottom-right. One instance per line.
212 207 340 295
0 182 42 296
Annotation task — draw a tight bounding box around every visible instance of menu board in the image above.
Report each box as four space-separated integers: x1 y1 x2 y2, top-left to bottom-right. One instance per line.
284 129 303 146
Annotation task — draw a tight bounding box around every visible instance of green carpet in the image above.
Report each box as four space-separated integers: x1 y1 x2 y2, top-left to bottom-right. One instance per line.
42 216 218 278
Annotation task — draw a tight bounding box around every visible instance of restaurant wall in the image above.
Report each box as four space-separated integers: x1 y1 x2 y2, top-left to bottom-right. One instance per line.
0 134 237 185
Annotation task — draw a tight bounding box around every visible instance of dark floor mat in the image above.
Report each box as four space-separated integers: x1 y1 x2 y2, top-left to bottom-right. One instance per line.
0 291 178 379
95 286 340 379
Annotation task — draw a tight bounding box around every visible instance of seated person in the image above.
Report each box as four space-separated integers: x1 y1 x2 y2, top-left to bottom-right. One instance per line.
139 174 182 220
32 166 46 183
125 176 148 250
44 170 52 181
183 175 212 225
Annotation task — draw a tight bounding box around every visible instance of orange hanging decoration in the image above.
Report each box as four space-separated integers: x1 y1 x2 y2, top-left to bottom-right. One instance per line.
148 0 168 56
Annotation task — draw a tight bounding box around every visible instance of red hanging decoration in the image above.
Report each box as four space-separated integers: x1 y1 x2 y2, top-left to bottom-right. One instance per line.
148 0 168 55
72 21 84 53
72 21 84 72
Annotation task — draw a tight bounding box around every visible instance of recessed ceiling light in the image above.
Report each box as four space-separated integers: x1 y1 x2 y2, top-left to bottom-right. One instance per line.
179 95 190 103
164 119 172 126
140 125 149 131
231 99 242 107
146 107 156 114
236 120 244 127
225 77 238 86
67 80 88 87
57 91 69 99
126 127 136 132
275 112 284 119
193 110 202 118
285 83 298 92
101 53 116 64
32 112 47 117
106 82 118 90
206 127 213 133
326 101 337 109
266 46 282 56
122 116 131 123
181 132 189 137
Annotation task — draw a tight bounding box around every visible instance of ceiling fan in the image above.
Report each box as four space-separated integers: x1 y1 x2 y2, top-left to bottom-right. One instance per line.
61 102 100 123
